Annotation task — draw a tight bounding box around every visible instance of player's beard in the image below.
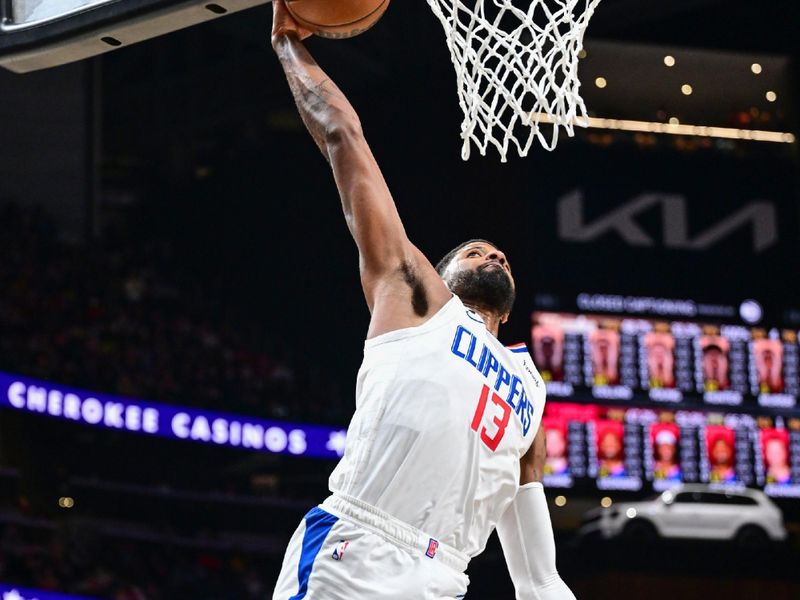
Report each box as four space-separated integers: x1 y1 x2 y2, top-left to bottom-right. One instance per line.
448 266 515 317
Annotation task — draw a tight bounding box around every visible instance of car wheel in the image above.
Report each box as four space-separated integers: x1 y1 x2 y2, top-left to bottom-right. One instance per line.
622 520 657 544
735 525 769 550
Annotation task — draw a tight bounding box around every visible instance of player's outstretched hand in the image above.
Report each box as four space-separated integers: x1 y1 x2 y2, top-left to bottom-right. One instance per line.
271 0 313 48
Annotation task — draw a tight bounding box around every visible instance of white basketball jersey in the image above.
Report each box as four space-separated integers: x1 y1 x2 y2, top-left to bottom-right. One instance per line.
328 295 546 557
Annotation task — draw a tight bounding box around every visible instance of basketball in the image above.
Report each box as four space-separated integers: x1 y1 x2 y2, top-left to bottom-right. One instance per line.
285 0 391 39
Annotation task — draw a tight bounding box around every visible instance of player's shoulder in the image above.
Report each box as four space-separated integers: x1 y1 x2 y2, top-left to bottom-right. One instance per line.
505 342 545 390
505 343 534 370
506 342 529 355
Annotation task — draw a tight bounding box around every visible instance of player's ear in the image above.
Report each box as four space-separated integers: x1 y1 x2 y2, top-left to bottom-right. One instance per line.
500 313 509 325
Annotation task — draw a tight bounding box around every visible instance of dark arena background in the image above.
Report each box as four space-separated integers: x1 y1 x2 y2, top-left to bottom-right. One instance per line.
1 1 799 599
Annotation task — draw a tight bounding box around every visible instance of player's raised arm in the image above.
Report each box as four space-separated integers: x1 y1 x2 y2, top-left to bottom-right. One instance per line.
496 425 577 599
270 1 450 336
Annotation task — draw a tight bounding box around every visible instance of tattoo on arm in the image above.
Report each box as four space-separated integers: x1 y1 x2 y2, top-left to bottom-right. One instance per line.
274 33 426 321
275 36 354 160
291 76 331 153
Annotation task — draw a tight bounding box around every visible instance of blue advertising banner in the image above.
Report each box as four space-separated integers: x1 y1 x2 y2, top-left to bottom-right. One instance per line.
0 585 94 600
0 372 346 460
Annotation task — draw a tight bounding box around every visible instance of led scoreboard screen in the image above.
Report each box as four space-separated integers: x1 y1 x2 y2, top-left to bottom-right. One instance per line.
534 293 800 498
534 310 799 407
542 402 800 497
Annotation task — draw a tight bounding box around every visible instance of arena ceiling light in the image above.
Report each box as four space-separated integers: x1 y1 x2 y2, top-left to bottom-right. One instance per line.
578 41 791 134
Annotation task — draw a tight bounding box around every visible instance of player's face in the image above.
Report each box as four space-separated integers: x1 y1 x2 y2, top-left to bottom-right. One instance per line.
452 243 514 284
593 337 615 369
656 442 676 463
648 343 669 373
766 439 788 468
712 439 733 466
703 349 727 380
546 429 566 458
600 432 622 460
443 242 516 317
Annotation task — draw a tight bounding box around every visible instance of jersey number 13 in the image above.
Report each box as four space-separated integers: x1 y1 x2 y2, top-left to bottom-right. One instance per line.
470 384 512 452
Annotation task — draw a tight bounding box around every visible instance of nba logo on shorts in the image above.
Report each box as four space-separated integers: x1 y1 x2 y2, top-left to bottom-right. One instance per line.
425 538 439 559
332 540 349 561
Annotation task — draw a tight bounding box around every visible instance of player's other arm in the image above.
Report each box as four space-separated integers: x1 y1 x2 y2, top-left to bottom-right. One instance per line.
270 2 450 337
496 425 577 600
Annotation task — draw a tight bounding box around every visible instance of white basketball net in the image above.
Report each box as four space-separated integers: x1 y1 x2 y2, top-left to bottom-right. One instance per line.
426 0 602 161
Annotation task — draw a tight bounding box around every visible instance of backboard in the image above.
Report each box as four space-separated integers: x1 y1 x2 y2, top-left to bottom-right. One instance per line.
0 0 269 73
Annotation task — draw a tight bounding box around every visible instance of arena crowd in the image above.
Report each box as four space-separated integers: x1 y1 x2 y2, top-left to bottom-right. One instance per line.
0 202 346 425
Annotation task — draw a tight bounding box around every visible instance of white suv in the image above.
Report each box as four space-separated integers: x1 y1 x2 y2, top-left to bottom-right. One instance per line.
578 484 787 546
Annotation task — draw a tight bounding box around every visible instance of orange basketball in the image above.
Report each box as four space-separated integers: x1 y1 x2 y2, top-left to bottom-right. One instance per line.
285 0 391 39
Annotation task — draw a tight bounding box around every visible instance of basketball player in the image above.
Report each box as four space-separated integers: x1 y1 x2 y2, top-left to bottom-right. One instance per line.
270 2 574 598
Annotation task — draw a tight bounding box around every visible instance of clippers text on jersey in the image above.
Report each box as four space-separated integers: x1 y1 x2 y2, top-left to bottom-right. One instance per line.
450 325 534 437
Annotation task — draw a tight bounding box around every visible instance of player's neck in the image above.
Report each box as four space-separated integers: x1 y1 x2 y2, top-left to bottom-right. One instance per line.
463 303 502 337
